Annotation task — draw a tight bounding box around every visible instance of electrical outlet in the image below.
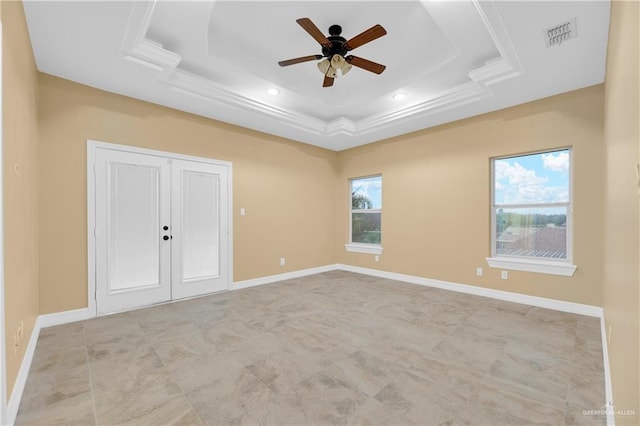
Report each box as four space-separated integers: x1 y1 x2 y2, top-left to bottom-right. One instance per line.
374 255 380 262
476 267 483 276
280 257 285 266
240 208 246 216
501 270 508 280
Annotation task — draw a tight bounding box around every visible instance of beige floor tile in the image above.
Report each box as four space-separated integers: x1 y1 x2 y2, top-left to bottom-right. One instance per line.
322 350 401 397
461 378 565 425
374 371 466 424
30 345 87 374
200 317 259 348
246 350 323 394
18 363 91 415
15 392 95 426
17 271 605 425
85 327 147 362
89 344 170 392
246 391 309 425
291 371 369 425
185 367 271 424
82 312 138 337
35 323 85 353
94 380 185 425
152 330 217 366
489 351 570 405
165 351 246 394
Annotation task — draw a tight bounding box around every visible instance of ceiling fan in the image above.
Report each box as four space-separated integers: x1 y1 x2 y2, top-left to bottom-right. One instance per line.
278 18 387 88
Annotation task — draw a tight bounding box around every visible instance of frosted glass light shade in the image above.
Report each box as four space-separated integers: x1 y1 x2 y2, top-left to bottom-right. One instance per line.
317 59 330 74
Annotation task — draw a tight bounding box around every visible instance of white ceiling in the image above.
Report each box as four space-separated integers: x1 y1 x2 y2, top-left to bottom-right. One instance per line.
23 1 611 151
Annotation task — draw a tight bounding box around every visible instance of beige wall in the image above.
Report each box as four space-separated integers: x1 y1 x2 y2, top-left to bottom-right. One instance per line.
39 74 607 312
6 0 638 417
2 1 40 398
603 0 640 422
336 86 605 306
37 74 338 314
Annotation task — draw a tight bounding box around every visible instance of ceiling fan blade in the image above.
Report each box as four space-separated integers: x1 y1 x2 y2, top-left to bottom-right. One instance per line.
323 75 334 87
278 55 323 67
345 56 386 74
344 24 387 50
296 18 331 47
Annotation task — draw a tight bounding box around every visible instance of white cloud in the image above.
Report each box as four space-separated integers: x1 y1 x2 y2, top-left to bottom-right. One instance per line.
495 160 568 204
542 152 569 172
495 161 546 187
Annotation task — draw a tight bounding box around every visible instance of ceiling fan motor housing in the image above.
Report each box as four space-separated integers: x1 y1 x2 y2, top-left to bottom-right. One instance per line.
323 25 348 58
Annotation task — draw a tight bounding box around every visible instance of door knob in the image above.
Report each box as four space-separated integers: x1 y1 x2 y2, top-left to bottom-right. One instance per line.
163 235 169 241
163 226 169 231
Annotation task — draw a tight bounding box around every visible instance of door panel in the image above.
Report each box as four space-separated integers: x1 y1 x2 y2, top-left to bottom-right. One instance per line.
95 149 171 314
182 171 219 280
171 159 229 299
108 163 161 291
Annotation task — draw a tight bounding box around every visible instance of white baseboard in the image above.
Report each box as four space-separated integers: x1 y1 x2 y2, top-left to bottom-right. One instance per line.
38 308 94 328
232 264 337 290
6 308 93 425
6 318 40 426
336 264 603 317
600 315 615 426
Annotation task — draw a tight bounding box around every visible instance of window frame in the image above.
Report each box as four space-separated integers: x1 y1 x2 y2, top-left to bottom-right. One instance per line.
345 174 383 255
486 148 577 276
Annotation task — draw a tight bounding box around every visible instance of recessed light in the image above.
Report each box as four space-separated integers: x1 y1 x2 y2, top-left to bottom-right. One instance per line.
393 93 407 101
267 88 279 95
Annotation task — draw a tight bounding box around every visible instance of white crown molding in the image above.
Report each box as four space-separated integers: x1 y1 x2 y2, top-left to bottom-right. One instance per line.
162 69 328 134
326 117 357 137
119 0 523 143
356 81 490 133
121 0 156 51
471 0 523 77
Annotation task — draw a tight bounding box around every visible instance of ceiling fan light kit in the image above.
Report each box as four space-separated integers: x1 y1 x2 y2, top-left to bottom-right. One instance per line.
278 18 387 87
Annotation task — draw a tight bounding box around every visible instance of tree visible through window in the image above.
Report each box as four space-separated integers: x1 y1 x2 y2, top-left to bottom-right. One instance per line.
350 176 382 245
492 149 571 261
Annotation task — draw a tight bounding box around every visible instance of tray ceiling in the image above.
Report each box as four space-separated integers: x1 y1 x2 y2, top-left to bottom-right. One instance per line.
24 1 610 151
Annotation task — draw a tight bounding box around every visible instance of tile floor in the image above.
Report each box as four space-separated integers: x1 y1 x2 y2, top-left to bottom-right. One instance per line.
16 271 605 425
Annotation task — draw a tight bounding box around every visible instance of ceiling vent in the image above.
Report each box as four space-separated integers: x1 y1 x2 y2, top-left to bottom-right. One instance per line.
544 18 577 47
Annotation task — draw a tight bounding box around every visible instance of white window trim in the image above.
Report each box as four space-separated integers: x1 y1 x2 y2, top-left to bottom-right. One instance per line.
347 174 382 254
488 148 576 276
486 256 576 276
345 243 383 255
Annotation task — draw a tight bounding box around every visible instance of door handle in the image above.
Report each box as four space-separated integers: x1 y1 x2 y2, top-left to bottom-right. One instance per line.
163 225 169 231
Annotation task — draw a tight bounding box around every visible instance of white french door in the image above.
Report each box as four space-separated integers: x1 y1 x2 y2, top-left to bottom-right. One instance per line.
92 144 231 315
171 159 229 299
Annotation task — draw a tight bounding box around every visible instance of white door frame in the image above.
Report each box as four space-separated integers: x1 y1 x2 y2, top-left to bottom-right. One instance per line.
0 21 7 426
87 140 234 317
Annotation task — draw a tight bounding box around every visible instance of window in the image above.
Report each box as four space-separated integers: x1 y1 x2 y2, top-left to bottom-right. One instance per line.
345 175 382 255
486 149 576 276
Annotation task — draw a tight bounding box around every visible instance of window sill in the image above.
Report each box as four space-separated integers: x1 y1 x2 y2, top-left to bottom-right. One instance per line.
345 243 383 255
486 257 577 277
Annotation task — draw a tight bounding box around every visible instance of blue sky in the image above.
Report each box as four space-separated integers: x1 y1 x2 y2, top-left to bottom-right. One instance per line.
495 149 570 205
352 176 382 209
